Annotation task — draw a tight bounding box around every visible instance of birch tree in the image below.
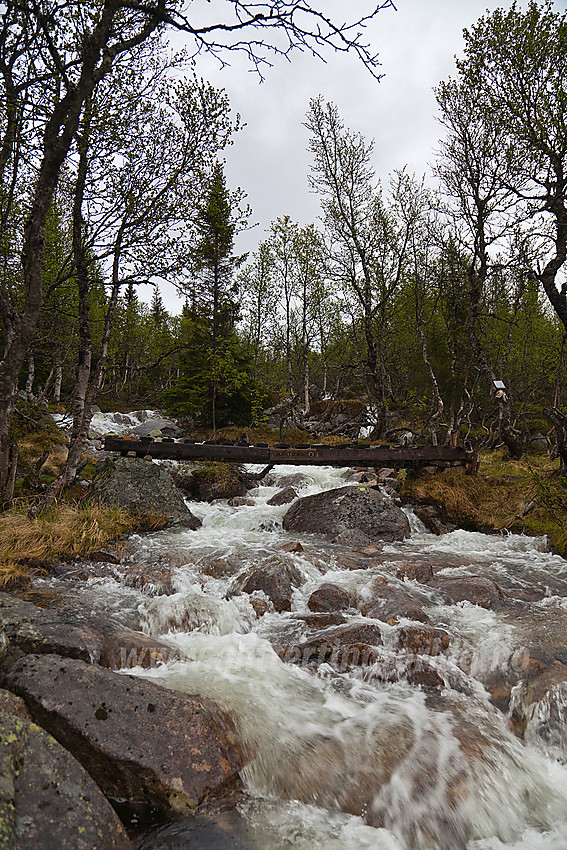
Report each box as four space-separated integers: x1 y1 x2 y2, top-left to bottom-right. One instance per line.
0 0 394 503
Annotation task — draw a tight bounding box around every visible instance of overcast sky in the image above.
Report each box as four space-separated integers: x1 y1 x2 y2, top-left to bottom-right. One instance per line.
157 0 548 312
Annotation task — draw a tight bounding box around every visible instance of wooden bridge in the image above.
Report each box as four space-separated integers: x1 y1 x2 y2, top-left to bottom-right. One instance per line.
103 435 477 473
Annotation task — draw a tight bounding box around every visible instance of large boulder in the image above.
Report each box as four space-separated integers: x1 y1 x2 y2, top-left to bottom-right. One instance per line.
0 688 131 849
0 593 104 669
283 486 411 543
5 655 246 821
131 418 182 438
90 456 201 529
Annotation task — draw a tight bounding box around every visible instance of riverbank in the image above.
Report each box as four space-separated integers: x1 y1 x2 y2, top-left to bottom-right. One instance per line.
6 400 567 582
0 503 168 589
401 451 567 556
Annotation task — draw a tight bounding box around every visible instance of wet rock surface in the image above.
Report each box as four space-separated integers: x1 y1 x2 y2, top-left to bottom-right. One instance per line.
266 486 298 506
177 463 248 502
283 485 411 543
135 810 252 850
0 688 131 849
286 612 347 628
90 456 201 528
395 560 434 583
237 555 305 612
411 501 457 535
279 623 383 671
331 528 375 547
0 592 104 668
307 583 356 613
130 418 182 438
5 655 247 822
121 563 176 596
7 453 567 847
360 578 431 624
100 630 185 670
365 655 446 690
428 574 505 609
396 624 451 656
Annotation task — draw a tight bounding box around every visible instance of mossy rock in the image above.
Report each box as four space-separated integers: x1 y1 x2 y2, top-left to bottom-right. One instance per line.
9 400 64 449
181 463 247 502
90 456 201 528
0 688 131 849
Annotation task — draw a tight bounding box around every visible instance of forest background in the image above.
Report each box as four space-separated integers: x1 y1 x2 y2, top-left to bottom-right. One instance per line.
1 0 567 515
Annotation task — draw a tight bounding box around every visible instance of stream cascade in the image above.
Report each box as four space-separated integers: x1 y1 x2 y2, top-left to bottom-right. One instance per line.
34 428 567 849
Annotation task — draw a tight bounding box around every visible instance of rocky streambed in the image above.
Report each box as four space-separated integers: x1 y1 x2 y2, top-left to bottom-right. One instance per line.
4 457 567 849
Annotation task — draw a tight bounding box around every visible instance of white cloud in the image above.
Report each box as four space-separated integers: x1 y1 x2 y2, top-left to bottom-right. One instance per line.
158 0 526 311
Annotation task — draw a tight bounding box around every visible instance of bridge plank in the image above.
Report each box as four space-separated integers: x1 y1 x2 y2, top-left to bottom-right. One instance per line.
103 436 475 471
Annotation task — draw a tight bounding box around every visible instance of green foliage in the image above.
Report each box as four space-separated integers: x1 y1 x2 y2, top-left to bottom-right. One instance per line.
161 307 271 427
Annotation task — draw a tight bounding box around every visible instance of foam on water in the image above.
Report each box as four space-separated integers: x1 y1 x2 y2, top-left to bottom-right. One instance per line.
52 408 162 434
128 629 567 849
79 459 567 848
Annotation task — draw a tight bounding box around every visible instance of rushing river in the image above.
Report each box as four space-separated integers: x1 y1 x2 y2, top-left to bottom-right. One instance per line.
48 461 567 848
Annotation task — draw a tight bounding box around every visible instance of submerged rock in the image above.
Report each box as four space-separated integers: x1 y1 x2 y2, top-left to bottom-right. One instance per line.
90 456 201 529
136 811 250 850
395 560 434 583
0 688 131 849
428 575 505 609
360 578 431 624
122 563 176 596
396 624 451 656
280 622 383 670
286 612 347 628
282 485 411 543
364 655 445 691
5 655 246 822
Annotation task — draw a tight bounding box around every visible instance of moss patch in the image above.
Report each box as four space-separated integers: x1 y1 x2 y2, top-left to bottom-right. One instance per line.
188 463 246 501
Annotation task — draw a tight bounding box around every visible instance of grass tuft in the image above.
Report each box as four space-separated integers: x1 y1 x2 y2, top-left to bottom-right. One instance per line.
0 501 166 586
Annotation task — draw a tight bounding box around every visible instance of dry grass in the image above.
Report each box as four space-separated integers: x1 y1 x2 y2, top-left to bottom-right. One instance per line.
402 450 567 555
0 501 166 586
